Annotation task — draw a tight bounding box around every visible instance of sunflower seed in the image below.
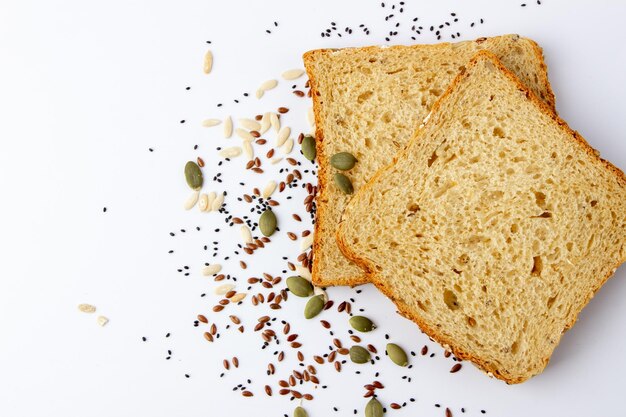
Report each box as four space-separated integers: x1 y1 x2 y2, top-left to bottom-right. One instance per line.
242 140 254 160
295 265 312 281
236 128 255 141
304 295 324 319
78 304 96 313
286 276 313 297
198 193 209 212
307 107 315 127
201 118 221 127
331 152 358 170
259 209 277 237
349 316 376 332
270 112 280 132
334 173 354 194
386 343 408 367
280 138 294 154
223 116 233 138
313 286 328 302
255 89 264 99
219 147 242 158
184 191 200 210
230 293 247 303
203 50 213 74
365 398 384 417
301 135 316 161
238 118 261 131
259 79 278 91
185 161 203 190
202 264 222 276
349 345 371 364
211 192 224 211
300 234 314 251
270 157 283 165
240 225 253 244
260 112 271 134
262 181 277 199
276 126 290 147
206 192 216 212
282 69 305 80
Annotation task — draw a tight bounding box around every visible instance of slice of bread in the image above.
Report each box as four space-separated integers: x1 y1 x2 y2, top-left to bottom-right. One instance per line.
304 35 555 287
337 51 626 383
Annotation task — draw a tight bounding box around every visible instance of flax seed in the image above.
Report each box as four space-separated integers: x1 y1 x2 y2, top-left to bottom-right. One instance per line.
197 314 208 323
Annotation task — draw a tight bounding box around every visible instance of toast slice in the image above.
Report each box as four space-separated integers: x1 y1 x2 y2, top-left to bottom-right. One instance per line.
304 35 555 287
337 51 626 383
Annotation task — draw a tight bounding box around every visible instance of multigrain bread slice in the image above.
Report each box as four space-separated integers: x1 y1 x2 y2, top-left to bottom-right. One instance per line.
336 51 626 384
303 34 556 287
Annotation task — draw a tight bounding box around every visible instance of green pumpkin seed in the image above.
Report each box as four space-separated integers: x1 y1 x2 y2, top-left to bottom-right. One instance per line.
301 135 316 161
365 398 384 417
286 276 314 297
184 161 203 190
330 152 357 170
259 209 277 237
349 345 371 364
294 406 308 417
304 295 325 319
334 173 354 194
386 343 408 367
349 315 376 332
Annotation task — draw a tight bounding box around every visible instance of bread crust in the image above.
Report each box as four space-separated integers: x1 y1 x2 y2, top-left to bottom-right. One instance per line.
304 35 558 288
336 51 626 383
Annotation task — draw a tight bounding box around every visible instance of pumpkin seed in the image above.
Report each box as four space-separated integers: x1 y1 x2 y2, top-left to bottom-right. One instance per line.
349 345 371 364
294 406 308 417
301 135 316 161
365 398 384 417
330 152 358 170
386 343 408 367
259 209 277 236
304 295 324 319
334 173 353 194
184 161 203 190
286 276 313 297
349 316 376 332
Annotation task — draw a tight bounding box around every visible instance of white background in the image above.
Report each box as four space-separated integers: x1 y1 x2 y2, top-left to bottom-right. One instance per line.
1 1 625 416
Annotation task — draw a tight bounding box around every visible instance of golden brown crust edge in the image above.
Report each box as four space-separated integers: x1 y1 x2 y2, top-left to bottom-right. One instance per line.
336 50 626 383
304 35 558 288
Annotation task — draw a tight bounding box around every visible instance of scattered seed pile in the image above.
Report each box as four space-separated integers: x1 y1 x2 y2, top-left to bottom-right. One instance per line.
134 3 548 415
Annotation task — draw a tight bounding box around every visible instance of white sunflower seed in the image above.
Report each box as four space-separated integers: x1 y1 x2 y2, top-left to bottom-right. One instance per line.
260 112 271 134
259 79 278 91
313 287 328 302
203 264 222 276
235 128 255 141
215 283 235 295
198 193 209 212
223 116 233 138
97 316 109 327
212 192 224 211
255 89 264 99
242 140 254 160
280 138 294 154
307 107 315 127
270 157 283 165
202 118 221 127
262 180 277 199
276 126 290 147
78 304 96 313
203 50 213 74
207 192 216 212
270 112 280 132
296 265 312 281
230 293 247 303
239 118 261 131
184 191 200 210
281 69 304 80
219 146 242 158
300 233 314 251
240 225 253 244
